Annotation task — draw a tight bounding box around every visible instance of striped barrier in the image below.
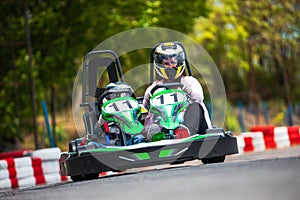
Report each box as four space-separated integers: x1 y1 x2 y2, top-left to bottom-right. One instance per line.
0 147 68 190
237 125 300 154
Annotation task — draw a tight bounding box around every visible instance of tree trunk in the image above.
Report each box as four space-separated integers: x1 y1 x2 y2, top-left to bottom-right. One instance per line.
280 42 293 125
25 7 39 149
247 38 260 125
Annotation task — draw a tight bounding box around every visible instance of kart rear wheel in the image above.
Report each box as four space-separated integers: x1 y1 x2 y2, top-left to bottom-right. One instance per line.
201 156 225 164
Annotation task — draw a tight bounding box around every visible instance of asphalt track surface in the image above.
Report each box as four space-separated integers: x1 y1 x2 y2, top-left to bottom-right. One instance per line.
1 146 300 200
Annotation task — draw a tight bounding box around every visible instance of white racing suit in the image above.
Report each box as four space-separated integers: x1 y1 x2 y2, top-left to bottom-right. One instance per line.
143 76 212 135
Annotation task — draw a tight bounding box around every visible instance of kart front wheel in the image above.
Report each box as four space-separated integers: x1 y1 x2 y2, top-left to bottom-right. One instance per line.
71 173 99 182
201 156 225 164
71 175 84 182
84 173 99 180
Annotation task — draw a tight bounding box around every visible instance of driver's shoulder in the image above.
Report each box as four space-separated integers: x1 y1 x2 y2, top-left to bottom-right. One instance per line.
180 76 198 83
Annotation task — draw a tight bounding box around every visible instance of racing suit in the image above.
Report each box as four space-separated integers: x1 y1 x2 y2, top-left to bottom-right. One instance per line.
143 76 212 135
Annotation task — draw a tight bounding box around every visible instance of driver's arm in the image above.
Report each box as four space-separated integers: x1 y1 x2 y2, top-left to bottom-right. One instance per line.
143 85 154 110
142 80 162 110
181 76 204 103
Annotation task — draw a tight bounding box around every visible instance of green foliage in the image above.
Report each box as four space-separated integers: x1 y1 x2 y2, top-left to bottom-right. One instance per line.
43 125 67 149
0 0 210 150
193 0 300 105
224 101 240 133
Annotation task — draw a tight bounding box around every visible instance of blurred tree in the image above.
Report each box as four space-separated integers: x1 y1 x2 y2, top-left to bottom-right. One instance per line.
0 0 209 151
193 0 300 126
193 0 249 102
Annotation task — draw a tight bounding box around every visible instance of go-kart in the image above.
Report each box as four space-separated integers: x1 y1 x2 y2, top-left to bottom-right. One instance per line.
59 43 239 182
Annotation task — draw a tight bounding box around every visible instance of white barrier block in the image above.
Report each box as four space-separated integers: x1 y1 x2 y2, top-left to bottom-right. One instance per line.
18 176 36 189
0 178 11 189
14 157 32 168
0 169 9 180
0 160 8 170
254 144 266 152
31 147 61 160
44 173 62 184
251 132 266 152
274 126 291 148
42 161 60 174
16 166 34 179
236 136 245 154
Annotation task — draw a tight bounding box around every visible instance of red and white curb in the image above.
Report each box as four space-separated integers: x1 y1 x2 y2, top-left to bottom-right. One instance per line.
236 125 300 154
0 147 68 190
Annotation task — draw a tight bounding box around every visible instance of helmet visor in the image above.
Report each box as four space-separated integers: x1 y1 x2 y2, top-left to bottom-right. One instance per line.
159 53 178 61
162 57 178 68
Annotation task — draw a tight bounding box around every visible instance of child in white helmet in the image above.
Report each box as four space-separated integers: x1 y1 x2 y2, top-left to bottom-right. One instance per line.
95 82 145 146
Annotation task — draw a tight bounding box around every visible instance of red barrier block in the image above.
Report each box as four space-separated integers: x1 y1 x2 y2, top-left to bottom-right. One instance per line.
287 126 300 145
243 137 254 152
10 177 18 189
251 125 275 135
0 150 31 160
61 175 68 181
31 158 42 167
251 125 276 149
35 175 46 185
7 168 17 178
3 158 15 168
264 136 277 149
33 166 44 176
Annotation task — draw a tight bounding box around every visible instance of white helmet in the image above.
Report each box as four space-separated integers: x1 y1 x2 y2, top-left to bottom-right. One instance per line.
153 42 186 80
104 82 134 100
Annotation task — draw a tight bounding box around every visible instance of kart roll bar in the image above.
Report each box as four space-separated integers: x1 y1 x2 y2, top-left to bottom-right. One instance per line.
81 50 125 109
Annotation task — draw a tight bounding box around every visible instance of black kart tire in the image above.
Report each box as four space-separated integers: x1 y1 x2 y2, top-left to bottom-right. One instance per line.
201 156 225 164
83 173 99 180
71 175 84 182
71 173 99 182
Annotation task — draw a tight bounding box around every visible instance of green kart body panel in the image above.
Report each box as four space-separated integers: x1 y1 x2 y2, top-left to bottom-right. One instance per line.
149 89 188 130
101 97 144 135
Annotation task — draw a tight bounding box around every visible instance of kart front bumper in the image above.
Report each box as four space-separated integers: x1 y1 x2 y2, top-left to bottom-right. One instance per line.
60 135 238 177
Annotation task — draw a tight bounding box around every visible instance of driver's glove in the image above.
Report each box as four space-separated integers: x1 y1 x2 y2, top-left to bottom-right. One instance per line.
182 84 193 97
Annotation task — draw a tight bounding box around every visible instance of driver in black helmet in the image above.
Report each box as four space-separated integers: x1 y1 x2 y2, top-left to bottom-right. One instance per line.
143 42 212 138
